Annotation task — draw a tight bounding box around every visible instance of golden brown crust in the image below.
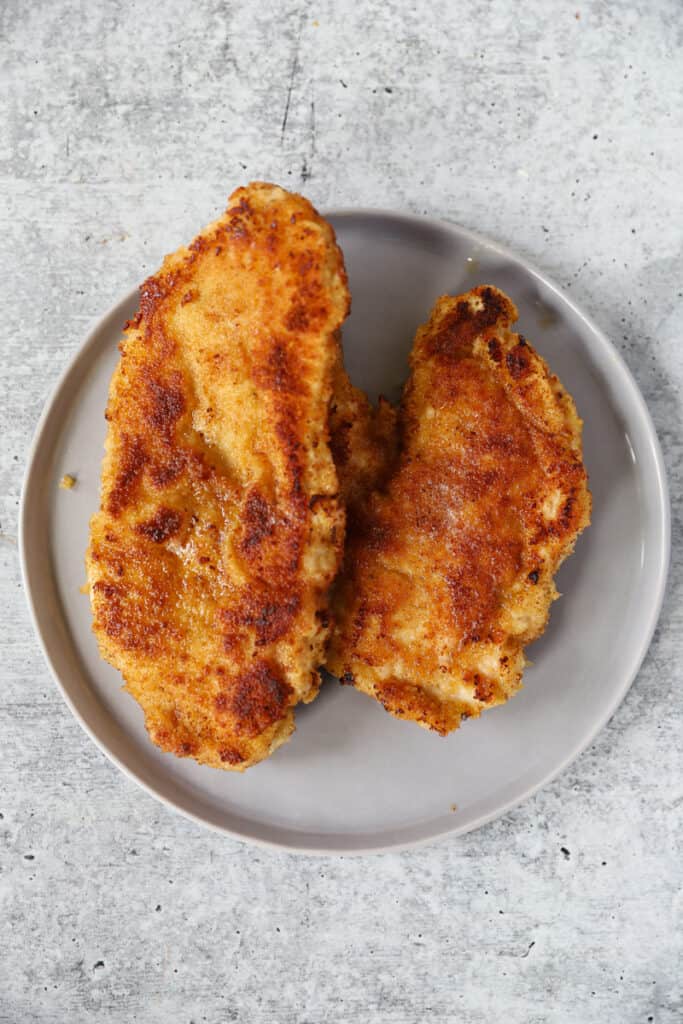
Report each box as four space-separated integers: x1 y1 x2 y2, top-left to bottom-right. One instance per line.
87 183 350 770
328 347 400 525
327 286 591 734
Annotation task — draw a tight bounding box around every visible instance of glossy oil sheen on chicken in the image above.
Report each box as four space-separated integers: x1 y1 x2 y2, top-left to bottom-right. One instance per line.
87 183 350 770
327 286 591 734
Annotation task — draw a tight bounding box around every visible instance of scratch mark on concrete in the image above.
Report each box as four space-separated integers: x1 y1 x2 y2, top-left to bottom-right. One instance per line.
281 11 306 144
301 97 315 182
218 6 238 74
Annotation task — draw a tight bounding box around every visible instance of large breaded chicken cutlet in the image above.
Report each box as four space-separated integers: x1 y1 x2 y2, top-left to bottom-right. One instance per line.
87 183 350 770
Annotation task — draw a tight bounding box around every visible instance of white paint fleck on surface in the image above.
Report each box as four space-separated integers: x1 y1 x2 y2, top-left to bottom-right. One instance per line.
1 0 682 1021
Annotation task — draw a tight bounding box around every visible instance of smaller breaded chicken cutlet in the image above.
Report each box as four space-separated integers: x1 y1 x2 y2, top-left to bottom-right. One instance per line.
327 286 591 733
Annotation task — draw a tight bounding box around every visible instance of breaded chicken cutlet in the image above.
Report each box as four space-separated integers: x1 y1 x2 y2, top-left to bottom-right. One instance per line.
329 349 400 524
87 183 350 770
327 286 591 734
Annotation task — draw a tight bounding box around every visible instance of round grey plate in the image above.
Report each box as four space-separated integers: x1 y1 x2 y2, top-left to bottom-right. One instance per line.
20 210 670 855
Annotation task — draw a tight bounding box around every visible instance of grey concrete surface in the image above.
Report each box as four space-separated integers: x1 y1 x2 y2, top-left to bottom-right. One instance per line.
1 1 681 1021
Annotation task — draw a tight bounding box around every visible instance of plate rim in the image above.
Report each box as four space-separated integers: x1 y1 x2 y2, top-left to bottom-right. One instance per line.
19 208 671 856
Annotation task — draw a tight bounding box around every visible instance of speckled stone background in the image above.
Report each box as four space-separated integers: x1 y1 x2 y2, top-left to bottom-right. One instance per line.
1 1 681 1021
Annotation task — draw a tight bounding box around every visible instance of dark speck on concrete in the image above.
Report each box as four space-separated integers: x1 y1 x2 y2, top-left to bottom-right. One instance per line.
155 905 161 912
24 854 35 861
561 846 571 859
93 961 105 970
384 86 393 93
